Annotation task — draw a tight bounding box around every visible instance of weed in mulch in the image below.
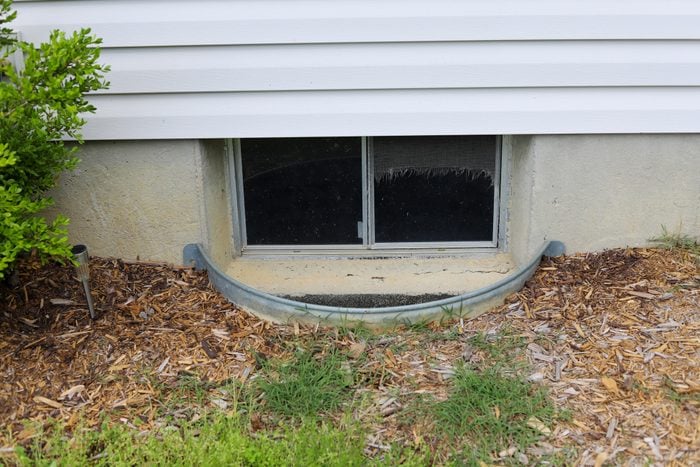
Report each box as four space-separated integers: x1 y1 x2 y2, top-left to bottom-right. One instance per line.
433 365 559 465
466 328 527 368
650 226 700 256
256 349 354 419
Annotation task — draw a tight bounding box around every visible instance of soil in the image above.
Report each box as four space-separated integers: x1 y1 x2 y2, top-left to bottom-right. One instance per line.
282 293 452 307
0 248 698 465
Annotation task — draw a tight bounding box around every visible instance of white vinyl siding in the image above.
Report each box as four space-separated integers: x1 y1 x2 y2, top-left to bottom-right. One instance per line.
13 0 700 139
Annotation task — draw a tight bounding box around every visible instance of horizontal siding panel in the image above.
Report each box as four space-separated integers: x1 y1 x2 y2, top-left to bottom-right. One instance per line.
15 1 700 138
99 40 700 94
81 88 700 140
14 0 700 47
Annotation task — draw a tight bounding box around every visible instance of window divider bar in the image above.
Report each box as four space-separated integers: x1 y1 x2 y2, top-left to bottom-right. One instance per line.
492 135 502 247
360 136 369 247
367 136 376 246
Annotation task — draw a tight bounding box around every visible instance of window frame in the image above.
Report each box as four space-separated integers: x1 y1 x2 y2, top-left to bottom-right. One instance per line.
227 136 505 256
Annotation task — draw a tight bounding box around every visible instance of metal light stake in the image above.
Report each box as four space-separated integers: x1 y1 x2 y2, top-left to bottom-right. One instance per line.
72 244 96 319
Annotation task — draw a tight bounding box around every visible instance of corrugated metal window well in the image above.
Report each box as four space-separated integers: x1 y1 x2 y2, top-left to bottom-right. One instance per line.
231 135 501 254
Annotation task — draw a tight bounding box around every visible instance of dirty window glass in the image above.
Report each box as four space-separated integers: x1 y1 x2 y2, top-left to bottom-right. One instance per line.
241 137 363 245
373 136 496 243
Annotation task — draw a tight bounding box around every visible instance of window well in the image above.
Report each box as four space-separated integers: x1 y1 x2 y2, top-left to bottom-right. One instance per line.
232 135 500 252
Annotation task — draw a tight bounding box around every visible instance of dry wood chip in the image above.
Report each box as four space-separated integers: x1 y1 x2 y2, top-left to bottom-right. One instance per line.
573 322 587 338
239 366 253 382
112 398 128 409
643 436 663 460
49 299 76 306
57 330 92 339
59 385 85 401
156 357 170 373
348 341 367 359
18 318 38 328
606 417 618 439
532 352 555 363
593 451 609 467
108 355 127 372
526 417 551 435
33 396 63 409
600 376 621 395
211 399 228 410
624 291 656 300
527 372 545 382
211 329 229 340
201 340 218 359
498 446 517 458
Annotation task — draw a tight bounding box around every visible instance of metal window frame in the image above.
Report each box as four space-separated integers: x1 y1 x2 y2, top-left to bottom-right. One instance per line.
228 135 504 257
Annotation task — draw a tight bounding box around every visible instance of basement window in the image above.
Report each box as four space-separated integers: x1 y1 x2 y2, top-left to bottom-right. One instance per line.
230 135 501 253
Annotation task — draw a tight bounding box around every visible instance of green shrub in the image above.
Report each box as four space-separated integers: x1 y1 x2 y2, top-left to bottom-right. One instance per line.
0 0 108 278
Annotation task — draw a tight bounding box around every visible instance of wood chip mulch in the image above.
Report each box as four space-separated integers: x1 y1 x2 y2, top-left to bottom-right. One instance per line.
468 248 700 465
0 248 698 465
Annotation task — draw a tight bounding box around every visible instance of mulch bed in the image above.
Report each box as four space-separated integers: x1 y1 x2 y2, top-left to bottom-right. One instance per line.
0 248 698 465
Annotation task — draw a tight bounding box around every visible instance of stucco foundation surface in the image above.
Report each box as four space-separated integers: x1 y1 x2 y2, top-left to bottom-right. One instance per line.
199 140 234 266
46 141 203 264
510 134 700 256
43 134 700 266
224 254 515 296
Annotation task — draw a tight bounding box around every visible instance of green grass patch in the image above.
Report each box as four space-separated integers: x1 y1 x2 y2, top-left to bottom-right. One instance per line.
663 377 700 406
336 323 376 342
650 226 700 255
14 413 427 467
467 329 526 367
415 328 462 344
257 350 354 418
433 365 558 465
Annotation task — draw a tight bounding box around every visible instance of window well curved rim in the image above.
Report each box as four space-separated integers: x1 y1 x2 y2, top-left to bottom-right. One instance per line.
183 241 562 324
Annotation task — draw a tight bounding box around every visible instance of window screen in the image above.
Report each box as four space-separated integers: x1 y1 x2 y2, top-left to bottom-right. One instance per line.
241 138 363 245
373 136 496 243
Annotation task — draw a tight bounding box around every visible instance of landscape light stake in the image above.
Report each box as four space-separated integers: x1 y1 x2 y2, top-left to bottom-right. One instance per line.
72 244 96 319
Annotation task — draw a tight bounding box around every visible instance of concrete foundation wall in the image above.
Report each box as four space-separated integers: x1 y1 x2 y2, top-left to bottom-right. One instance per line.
46 135 699 265
506 135 536 265
198 140 235 266
510 134 700 257
47 140 205 264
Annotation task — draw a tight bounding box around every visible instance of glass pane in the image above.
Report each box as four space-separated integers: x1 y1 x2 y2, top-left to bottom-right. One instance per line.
241 137 362 245
373 135 496 243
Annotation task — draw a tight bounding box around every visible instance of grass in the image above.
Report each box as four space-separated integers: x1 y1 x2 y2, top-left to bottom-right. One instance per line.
392 329 565 465
433 365 559 465
15 414 428 467
7 329 567 465
172 373 213 405
650 226 700 255
256 349 354 418
663 376 700 406
467 328 527 367
336 322 376 342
